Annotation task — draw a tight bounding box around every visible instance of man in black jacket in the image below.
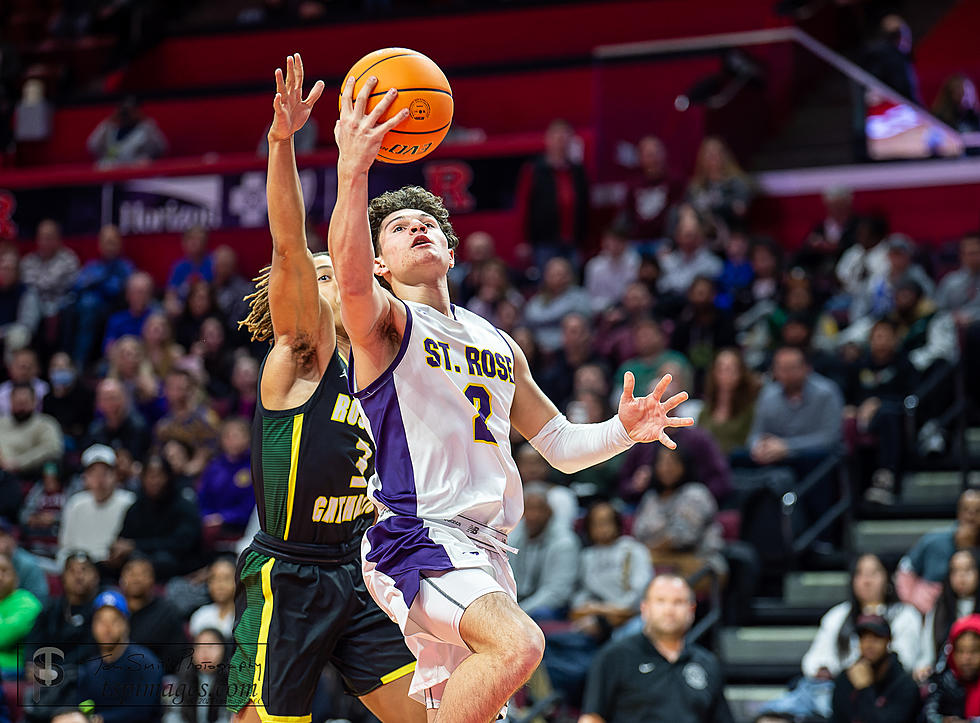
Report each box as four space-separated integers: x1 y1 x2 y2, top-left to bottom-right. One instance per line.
831 614 919 723
922 613 980 723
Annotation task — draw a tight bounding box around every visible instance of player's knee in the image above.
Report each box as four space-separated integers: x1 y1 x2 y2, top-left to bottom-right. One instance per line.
503 618 545 675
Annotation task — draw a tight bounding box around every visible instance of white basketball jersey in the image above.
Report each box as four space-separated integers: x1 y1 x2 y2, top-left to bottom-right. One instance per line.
350 299 523 533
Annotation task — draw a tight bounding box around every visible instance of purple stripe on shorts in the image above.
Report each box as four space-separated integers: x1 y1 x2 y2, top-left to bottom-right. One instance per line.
366 516 454 607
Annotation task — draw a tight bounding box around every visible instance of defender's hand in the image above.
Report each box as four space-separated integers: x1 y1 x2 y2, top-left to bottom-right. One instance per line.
269 53 324 143
334 75 409 174
617 372 694 449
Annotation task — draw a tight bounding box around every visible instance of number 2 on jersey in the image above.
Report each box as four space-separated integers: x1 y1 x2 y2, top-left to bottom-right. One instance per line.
464 384 497 446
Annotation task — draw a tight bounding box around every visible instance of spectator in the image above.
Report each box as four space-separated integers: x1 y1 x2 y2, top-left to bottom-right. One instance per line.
523 257 592 354
225 356 259 421
716 229 754 313
508 483 581 621
748 346 843 466
584 227 641 314
69 224 134 366
19 218 79 330
516 118 589 270
111 456 202 579
670 276 737 392
197 418 253 536
612 318 689 404
19 461 67 557
851 234 934 323
464 258 525 328
571 501 654 629
85 378 151 462
932 73 980 133
658 204 723 301
843 319 918 504
153 369 221 477
579 575 734 723
0 551 42 677
141 312 184 380
188 557 236 639
740 237 783 320
169 628 232 723
57 445 135 567
0 519 47 605
593 282 656 366
103 272 157 351
210 245 252 335
836 215 890 305
0 347 48 415
0 382 64 490
795 186 858 301
77 590 164 722
448 231 497 305
698 348 760 455
918 549 980 679
830 615 919 723
174 279 217 350
936 232 980 325
921 613 980 723
118 555 188 675
538 313 605 410
13 78 52 143
86 96 167 168
618 135 680 245
167 226 213 296
0 249 40 357
632 445 727 579
896 489 980 615
192 317 236 405
106 336 164 426
759 553 921 721
43 352 93 446
862 14 921 103
889 278 959 375
28 550 99 663
685 136 754 229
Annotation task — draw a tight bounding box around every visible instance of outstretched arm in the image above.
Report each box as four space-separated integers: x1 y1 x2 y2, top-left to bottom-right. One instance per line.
506 331 693 473
266 54 330 354
329 77 409 358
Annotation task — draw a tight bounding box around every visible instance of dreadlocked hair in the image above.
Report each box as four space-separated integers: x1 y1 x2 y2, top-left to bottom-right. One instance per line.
368 186 458 254
238 251 330 343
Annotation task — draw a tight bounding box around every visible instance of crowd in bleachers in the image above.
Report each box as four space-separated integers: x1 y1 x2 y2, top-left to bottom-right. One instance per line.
0 109 979 720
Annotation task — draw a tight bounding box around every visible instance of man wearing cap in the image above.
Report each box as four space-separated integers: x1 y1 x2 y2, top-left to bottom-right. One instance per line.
0 519 48 605
830 614 919 723
57 445 135 568
77 589 162 723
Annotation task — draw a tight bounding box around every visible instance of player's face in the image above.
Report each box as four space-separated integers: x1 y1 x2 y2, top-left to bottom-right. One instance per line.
376 209 454 285
314 256 344 334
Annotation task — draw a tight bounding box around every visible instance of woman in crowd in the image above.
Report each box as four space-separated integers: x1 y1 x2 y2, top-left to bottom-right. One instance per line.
189 557 236 639
759 553 921 721
685 136 754 228
631 443 727 580
917 548 980 680
106 335 165 424
141 312 184 380
697 347 760 455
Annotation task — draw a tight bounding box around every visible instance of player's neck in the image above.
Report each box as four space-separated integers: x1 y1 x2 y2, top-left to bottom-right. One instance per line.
392 278 452 317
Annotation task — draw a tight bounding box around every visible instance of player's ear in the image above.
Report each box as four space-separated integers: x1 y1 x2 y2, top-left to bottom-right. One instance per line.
447 247 455 270
373 256 389 278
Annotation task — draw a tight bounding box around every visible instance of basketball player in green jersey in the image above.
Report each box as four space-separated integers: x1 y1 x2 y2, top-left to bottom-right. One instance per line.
227 53 424 723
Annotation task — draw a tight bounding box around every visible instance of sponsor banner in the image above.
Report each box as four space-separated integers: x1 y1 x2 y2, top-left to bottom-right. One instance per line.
3 152 531 240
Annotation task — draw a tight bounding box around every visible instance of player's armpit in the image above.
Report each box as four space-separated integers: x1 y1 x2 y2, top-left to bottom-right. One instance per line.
497 328 560 440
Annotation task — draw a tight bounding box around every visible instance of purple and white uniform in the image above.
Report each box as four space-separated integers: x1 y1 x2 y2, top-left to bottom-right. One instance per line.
350 298 524 705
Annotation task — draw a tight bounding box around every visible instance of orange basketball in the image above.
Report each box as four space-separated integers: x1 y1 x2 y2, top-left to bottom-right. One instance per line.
341 48 453 164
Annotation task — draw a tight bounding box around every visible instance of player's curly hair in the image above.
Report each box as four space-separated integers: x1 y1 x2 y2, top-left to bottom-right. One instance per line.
238 251 330 343
367 185 458 255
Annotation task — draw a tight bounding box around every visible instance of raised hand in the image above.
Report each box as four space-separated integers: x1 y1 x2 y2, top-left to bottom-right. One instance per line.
334 75 409 174
617 372 695 449
269 53 325 143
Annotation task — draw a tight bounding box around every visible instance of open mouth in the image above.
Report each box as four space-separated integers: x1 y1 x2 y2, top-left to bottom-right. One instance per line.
412 235 432 248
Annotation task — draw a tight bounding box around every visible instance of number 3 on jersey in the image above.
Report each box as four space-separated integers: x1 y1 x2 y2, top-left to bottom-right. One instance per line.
464 384 497 446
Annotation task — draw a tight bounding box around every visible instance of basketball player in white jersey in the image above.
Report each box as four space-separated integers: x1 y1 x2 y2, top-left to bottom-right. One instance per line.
329 76 693 723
